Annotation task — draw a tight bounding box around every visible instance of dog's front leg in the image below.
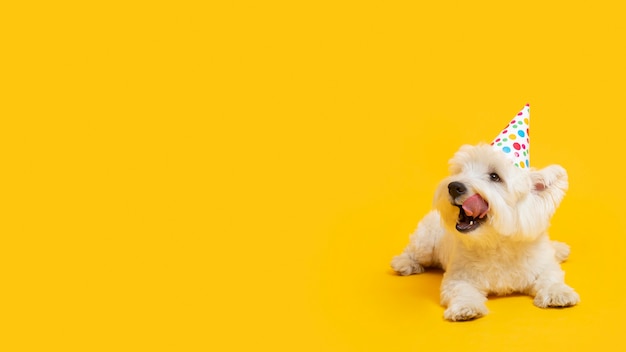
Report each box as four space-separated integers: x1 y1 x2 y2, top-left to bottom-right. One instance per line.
440 278 488 321
531 266 580 308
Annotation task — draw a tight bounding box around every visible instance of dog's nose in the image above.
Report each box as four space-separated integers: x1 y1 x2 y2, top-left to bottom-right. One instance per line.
448 181 467 198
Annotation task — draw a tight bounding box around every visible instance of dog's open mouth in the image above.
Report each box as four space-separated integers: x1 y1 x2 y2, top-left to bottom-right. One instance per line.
455 194 489 233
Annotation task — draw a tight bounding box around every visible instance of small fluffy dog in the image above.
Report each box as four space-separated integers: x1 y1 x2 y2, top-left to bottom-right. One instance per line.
391 144 579 321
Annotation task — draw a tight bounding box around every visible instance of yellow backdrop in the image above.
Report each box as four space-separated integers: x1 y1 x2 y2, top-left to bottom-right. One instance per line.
2 1 625 351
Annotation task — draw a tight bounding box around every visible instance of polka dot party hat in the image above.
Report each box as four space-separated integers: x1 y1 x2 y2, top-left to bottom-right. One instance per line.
490 104 530 169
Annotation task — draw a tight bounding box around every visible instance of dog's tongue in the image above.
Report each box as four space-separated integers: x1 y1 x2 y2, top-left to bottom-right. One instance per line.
462 194 489 218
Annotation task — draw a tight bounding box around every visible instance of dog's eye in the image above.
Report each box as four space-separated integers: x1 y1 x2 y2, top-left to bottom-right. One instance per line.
489 173 501 182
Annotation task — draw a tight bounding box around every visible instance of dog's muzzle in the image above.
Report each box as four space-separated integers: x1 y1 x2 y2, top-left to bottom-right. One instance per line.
448 182 489 233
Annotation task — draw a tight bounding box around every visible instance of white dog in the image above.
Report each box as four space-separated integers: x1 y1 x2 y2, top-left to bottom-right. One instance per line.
391 144 579 321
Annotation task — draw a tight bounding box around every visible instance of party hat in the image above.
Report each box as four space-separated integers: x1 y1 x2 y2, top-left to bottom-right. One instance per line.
490 104 530 169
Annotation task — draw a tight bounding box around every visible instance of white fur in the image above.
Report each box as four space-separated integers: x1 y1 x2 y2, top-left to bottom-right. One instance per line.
391 144 579 321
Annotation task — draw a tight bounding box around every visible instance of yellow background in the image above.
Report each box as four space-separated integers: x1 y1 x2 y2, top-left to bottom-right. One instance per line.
2 1 625 351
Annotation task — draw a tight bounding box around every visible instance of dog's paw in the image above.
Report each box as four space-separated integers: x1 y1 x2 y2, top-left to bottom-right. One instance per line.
443 303 488 322
390 253 424 276
534 284 580 308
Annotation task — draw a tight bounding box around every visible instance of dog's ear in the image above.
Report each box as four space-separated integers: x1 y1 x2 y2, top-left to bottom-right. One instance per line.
530 165 568 206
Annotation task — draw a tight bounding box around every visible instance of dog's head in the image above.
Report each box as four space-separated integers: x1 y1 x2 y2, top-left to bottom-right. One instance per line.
434 144 568 245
